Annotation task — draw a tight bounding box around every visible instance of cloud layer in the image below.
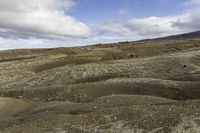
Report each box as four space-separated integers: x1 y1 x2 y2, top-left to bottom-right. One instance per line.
0 0 90 39
184 0 200 6
0 0 200 50
100 9 200 37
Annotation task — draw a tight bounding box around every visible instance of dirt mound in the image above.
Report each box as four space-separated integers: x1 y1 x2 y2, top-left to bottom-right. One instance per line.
92 94 176 105
0 97 34 117
0 36 200 132
1 98 200 133
1 78 199 103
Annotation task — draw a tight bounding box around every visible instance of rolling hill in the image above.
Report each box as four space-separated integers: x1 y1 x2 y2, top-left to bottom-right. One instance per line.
0 31 200 132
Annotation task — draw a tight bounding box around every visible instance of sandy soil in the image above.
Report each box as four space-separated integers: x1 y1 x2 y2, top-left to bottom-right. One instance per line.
0 36 200 132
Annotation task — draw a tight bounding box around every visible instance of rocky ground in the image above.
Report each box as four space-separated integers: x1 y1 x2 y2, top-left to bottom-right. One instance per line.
0 34 200 132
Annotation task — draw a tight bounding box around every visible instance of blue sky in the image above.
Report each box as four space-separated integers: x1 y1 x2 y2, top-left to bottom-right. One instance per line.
0 0 200 50
71 0 187 22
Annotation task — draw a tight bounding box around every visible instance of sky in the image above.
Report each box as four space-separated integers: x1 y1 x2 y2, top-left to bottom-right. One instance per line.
0 0 200 50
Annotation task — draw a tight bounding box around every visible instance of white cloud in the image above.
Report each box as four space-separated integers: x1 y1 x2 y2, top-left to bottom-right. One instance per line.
0 0 91 39
117 9 129 16
184 0 200 6
100 9 200 37
127 16 182 36
172 10 200 31
0 37 84 50
1 0 200 50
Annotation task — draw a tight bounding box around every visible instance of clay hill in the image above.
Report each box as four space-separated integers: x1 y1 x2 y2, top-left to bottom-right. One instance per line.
0 31 200 133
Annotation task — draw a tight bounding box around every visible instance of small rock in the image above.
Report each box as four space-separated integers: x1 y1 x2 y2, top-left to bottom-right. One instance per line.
17 95 23 99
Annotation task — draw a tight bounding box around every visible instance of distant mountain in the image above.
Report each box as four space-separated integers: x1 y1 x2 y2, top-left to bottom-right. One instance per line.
137 31 200 42
155 30 200 40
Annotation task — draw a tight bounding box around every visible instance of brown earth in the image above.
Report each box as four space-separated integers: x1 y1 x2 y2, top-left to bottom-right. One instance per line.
0 34 200 132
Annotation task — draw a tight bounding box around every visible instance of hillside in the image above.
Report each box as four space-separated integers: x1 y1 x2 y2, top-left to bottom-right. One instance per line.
154 30 200 40
0 31 200 132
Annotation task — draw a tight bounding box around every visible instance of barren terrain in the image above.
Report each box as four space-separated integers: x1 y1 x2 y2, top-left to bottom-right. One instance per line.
0 32 200 132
